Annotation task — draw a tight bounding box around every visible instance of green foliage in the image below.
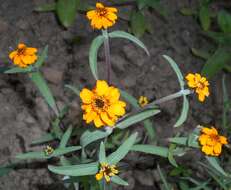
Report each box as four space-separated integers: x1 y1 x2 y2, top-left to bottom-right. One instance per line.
80 130 109 148
131 11 147 38
162 55 189 127
131 144 169 157
111 176 129 186
89 35 104 80
30 72 59 116
108 31 150 55
56 0 77 27
115 109 160 129
218 10 231 33
202 47 231 78
199 5 211 31
107 133 137 165
16 146 81 160
48 162 99 176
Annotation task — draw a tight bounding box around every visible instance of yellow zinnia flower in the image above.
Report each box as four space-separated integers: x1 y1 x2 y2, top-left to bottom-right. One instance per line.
95 163 119 182
185 73 209 102
44 145 54 156
86 2 118 30
198 126 228 156
138 96 149 107
9 43 38 68
80 80 126 128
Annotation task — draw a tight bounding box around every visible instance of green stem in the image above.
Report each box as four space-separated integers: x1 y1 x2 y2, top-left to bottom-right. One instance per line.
102 29 111 84
146 89 192 108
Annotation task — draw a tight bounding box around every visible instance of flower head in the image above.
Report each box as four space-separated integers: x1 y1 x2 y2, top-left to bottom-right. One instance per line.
9 43 38 68
95 163 119 182
44 145 54 156
138 96 149 107
185 73 209 102
87 3 118 30
198 126 228 156
80 80 126 128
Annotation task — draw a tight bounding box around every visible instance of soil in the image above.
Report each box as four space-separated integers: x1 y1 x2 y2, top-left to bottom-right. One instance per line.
0 0 230 189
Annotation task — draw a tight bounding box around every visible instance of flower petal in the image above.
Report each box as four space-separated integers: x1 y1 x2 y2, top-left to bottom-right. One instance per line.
95 80 109 96
95 172 103 181
100 112 115 126
80 88 94 104
94 115 104 128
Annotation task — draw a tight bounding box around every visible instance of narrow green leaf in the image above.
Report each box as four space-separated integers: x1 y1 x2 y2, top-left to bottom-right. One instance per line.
191 48 210 60
5 66 32 74
143 119 155 140
51 117 63 139
111 176 129 186
180 8 196 16
60 126 73 148
65 84 80 96
131 144 169 157
48 162 99 176
168 144 178 167
116 109 160 129
89 35 104 80
34 45 48 68
163 55 189 127
107 133 137 165
202 47 231 78
174 96 189 127
168 137 187 145
31 133 56 145
99 142 107 164
199 6 211 31
80 130 109 148
56 0 77 27
30 72 58 116
162 55 184 89
206 156 228 177
131 11 146 37
16 146 81 160
205 31 231 45
218 10 231 33
108 31 149 55
35 3 56 12
157 164 172 190
0 164 16 177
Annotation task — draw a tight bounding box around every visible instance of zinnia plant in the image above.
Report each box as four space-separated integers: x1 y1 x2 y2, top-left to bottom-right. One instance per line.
2 1 230 190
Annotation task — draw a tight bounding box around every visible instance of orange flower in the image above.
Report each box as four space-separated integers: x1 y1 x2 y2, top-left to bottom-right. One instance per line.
185 73 209 102
198 126 228 156
138 96 149 107
80 80 126 128
86 3 118 30
9 43 38 68
95 162 118 182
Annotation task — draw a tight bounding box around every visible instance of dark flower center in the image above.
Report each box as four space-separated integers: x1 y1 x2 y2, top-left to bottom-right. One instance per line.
197 82 205 89
210 134 220 142
104 166 112 175
95 98 105 108
97 8 107 17
17 47 26 55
